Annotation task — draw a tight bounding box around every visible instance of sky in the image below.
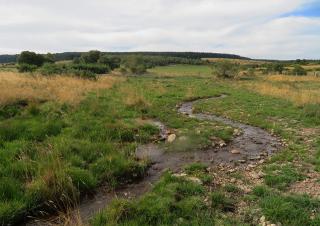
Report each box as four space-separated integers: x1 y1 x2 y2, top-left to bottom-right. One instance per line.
0 0 319 59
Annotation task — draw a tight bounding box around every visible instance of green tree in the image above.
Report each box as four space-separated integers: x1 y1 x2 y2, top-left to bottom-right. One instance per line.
17 51 45 67
80 50 101 64
98 55 121 70
212 61 239 79
273 63 284 74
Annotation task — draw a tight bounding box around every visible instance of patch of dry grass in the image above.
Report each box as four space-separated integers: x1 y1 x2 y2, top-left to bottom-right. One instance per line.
241 75 320 105
202 58 269 65
0 72 124 105
119 84 151 108
266 75 320 82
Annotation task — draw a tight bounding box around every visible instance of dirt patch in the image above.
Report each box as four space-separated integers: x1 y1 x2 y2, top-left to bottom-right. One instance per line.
290 172 320 198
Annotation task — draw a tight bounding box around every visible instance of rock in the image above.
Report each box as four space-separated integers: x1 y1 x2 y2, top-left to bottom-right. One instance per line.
248 164 256 169
231 149 241 154
173 173 187 178
230 178 236 183
260 216 266 223
233 129 241 136
238 159 247 164
167 134 176 143
250 171 264 179
187 177 203 185
250 172 260 179
249 156 261 161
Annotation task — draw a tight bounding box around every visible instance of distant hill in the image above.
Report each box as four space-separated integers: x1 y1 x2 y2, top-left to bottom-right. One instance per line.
0 54 18 63
0 52 249 63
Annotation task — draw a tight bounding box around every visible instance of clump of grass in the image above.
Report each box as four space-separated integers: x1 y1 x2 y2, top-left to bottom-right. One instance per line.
253 185 320 226
263 164 304 190
184 163 213 184
224 184 241 194
211 191 235 212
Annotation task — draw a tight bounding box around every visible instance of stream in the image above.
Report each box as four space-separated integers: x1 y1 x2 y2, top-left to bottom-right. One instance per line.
26 95 281 225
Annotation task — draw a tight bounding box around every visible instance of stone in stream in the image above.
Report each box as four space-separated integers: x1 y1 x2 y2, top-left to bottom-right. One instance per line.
230 149 241 154
167 134 176 143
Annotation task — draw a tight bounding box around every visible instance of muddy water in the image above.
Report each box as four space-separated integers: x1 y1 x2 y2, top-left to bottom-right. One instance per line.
26 95 281 225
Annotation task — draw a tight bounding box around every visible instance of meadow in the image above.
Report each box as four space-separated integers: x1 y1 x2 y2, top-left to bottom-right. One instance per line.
0 62 320 226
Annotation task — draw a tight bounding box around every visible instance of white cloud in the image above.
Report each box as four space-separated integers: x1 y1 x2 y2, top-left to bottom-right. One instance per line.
0 0 319 59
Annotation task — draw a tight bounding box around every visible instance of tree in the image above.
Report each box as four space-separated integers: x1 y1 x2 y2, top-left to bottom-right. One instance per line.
18 51 45 67
212 61 239 79
272 63 284 74
44 53 55 63
80 50 101 64
98 55 121 70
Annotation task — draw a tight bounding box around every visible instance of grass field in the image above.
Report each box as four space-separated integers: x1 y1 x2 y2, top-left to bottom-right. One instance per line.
1 64 320 225
148 65 212 77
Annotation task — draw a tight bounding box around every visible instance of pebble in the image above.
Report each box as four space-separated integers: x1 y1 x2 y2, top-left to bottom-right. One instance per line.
167 134 176 143
231 149 241 154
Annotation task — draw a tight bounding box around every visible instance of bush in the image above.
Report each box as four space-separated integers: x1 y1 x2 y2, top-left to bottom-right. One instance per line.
291 65 307 76
122 56 147 74
39 63 65 75
98 55 121 70
18 64 37 73
70 63 110 74
69 69 97 79
212 61 239 79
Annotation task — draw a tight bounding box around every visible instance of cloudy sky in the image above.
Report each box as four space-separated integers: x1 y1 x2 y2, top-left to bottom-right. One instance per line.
0 0 319 59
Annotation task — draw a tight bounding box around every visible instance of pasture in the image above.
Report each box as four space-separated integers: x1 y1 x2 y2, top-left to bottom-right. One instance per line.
0 62 319 226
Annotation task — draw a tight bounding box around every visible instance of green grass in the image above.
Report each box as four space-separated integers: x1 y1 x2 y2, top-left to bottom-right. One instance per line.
148 64 212 77
263 164 305 190
253 186 320 226
1 64 320 224
92 171 244 226
0 72 234 224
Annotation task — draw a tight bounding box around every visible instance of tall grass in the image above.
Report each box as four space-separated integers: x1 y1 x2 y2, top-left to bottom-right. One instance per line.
241 75 320 106
0 72 123 105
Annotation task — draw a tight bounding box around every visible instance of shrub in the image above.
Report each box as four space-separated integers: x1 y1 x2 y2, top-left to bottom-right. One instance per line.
291 65 307 76
18 64 37 73
122 56 147 74
70 63 110 74
39 63 65 75
212 61 239 79
98 55 121 70
68 69 97 80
